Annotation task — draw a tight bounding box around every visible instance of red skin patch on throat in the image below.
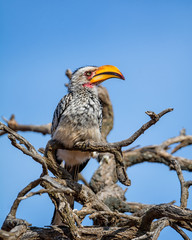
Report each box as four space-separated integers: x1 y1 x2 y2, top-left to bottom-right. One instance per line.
83 83 93 88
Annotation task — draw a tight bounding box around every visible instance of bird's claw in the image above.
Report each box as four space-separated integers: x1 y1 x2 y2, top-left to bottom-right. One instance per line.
74 140 91 150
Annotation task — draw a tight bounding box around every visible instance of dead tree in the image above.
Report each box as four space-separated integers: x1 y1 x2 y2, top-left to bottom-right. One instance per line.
0 70 192 240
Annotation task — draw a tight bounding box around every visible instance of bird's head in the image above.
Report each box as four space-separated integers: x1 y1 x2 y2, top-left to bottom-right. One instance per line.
69 65 125 91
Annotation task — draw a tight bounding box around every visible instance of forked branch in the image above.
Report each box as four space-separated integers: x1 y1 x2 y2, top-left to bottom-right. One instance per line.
1 104 192 239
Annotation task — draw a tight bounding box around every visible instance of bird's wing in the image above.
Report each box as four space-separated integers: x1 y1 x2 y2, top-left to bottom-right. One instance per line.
51 93 73 136
98 106 102 132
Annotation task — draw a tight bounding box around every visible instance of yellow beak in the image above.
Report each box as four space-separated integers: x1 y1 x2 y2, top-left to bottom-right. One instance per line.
90 65 125 84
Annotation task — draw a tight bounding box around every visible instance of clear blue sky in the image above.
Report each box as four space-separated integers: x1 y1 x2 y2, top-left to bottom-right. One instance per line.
1 1 192 239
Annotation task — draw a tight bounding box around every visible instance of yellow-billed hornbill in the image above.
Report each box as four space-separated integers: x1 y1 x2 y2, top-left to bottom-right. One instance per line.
51 65 124 224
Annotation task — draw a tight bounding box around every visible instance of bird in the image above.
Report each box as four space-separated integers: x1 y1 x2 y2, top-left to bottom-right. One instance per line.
51 65 124 225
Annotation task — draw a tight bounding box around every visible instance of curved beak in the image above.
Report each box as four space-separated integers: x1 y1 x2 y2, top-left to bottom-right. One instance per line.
90 65 125 84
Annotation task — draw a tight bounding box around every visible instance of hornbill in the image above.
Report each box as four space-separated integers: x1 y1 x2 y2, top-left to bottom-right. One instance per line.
51 65 124 224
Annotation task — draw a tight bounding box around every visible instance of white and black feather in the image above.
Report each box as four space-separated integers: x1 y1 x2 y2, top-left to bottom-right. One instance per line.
51 66 102 167
51 93 73 136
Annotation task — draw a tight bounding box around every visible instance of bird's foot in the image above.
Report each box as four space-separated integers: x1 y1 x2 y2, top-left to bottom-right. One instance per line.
74 140 92 151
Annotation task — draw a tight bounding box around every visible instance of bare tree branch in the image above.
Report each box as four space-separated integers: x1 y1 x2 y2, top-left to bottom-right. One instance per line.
151 218 170 240
1 122 192 238
0 122 48 175
2 114 51 135
1 75 192 239
123 145 192 171
170 222 191 240
139 204 192 232
171 159 192 209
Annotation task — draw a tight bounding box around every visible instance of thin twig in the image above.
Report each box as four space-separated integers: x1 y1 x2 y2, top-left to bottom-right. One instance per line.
9 178 42 217
151 218 169 240
2 114 51 135
0 122 48 175
171 160 189 208
170 222 190 240
18 188 74 201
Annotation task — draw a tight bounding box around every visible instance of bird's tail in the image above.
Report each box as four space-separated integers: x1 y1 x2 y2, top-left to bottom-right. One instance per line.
64 164 79 208
51 165 79 225
51 160 89 225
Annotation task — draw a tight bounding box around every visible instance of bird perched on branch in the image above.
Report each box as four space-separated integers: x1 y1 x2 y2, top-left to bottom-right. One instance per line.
51 65 124 224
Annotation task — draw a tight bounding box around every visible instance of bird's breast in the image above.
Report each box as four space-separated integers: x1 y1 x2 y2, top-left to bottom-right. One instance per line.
52 91 102 166
52 96 101 146
53 124 101 146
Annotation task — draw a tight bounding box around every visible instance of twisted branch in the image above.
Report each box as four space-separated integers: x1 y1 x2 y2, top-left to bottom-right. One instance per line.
1 71 191 239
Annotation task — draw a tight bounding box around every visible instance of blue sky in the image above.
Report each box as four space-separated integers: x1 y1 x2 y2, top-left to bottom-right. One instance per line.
0 1 192 239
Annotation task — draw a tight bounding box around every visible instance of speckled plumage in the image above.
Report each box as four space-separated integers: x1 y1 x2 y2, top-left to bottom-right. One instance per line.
51 66 102 167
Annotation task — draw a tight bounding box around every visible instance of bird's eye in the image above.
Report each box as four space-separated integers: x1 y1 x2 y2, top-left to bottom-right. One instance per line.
85 71 92 77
